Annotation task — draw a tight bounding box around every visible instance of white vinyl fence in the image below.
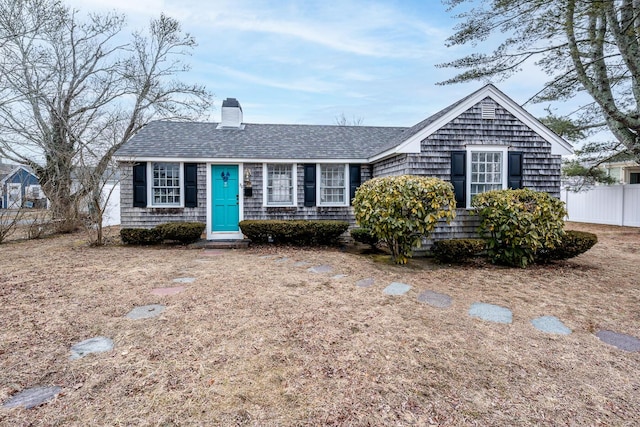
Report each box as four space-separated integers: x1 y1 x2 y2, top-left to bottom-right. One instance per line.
561 184 640 227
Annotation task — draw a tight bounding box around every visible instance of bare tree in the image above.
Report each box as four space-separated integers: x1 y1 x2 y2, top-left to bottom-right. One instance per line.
0 0 213 231
335 112 364 126
440 0 640 163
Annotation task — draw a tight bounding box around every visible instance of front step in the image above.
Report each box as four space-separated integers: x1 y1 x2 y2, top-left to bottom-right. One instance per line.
191 239 251 249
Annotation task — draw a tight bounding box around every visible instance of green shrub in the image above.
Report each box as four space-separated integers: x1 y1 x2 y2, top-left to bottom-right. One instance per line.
120 228 162 245
432 238 485 263
156 222 205 244
350 227 379 246
238 220 349 245
472 188 567 267
536 230 597 263
353 175 456 264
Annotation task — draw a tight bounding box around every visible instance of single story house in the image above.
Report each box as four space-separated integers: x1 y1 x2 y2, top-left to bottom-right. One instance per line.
0 164 45 209
114 84 573 241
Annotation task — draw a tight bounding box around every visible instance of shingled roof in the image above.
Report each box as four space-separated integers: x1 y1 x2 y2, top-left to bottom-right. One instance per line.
115 121 408 160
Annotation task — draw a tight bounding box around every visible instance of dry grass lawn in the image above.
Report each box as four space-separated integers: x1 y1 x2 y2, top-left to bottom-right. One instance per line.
0 222 639 426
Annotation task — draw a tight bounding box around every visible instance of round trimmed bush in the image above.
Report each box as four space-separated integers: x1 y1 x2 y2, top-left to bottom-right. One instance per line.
536 230 597 263
472 188 567 267
353 175 456 264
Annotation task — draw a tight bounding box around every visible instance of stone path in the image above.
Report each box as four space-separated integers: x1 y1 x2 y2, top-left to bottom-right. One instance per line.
5 256 639 412
70 337 114 360
596 330 640 352
468 302 513 324
2 386 62 409
126 304 166 320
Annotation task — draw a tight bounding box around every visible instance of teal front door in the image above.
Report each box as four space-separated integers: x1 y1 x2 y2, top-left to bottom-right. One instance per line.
212 165 239 232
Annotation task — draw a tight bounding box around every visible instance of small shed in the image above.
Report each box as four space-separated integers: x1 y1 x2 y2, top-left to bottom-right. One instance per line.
0 165 46 209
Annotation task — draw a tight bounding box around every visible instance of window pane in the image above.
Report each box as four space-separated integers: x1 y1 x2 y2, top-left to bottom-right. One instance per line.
152 162 181 206
320 164 345 204
470 152 502 199
267 164 293 205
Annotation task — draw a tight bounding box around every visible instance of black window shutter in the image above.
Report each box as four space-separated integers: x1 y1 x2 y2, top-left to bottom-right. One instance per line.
349 164 361 205
303 164 316 207
450 151 466 207
508 152 523 189
184 163 198 207
133 162 147 207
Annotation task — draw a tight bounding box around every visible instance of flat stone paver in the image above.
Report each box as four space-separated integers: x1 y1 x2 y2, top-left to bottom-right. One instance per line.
275 257 289 263
332 274 348 279
294 261 311 267
531 316 572 335
355 278 375 288
308 265 333 274
383 282 412 295
596 330 640 352
70 336 114 360
468 302 513 324
417 290 452 308
126 304 166 320
173 277 195 284
3 386 62 409
151 286 186 296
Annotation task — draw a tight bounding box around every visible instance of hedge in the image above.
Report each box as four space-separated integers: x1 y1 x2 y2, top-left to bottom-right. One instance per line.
535 230 598 263
121 221 205 245
239 220 349 245
350 227 379 246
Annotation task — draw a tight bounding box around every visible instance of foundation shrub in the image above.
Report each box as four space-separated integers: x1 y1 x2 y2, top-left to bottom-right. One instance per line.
239 220 349 245
350 227 379 246
472 188 567 267
432 238 485 263
156 222 205 244
353 175 456 264
120 228 163 245
536 230 598 263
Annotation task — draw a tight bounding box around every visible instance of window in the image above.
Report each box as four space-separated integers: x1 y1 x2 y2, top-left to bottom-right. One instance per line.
319 164 347 206
470 151 503 199
151 162 181 206
265 164 295 206
630 172 640 184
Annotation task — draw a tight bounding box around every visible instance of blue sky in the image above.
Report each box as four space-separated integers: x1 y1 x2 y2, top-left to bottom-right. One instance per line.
66 0 568 127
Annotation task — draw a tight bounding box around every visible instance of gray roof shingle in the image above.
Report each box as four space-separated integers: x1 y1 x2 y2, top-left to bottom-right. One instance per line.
115 122 408 160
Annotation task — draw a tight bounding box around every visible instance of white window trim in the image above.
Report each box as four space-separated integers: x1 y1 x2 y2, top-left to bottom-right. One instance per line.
465 145 509 208
262 163 297 207
148 161 184 208
317 163 349 207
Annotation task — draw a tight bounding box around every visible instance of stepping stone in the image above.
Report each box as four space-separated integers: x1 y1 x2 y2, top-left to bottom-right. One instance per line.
468 302 513 324
294 261 311 267
151 286 186 296
383 282 412 295
260 255 276 259
173 277 195 284
70 336 114 360
531 316 571 335
308 265 333 274
126 304 165 320
596 330 640 352
332 274 347 279
3 386 62 409
417 290 452 309
355 278 375 288
275 257 289 263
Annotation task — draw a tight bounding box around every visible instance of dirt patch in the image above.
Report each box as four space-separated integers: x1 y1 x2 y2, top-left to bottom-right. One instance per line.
0 223 639 425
